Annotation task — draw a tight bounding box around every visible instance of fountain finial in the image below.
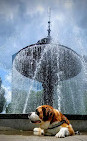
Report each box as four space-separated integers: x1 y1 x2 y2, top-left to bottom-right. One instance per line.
36 8 51 45
47 7 51 38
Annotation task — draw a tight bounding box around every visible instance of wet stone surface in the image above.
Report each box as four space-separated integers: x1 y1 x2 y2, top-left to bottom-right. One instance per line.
0 131 87 141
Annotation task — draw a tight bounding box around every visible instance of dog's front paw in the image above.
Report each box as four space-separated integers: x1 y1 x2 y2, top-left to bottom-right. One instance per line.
55 131 65 138
55 127 69 138
33 128 44 136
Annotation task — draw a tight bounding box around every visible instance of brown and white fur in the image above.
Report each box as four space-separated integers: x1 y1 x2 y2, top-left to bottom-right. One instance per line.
28 105 75 138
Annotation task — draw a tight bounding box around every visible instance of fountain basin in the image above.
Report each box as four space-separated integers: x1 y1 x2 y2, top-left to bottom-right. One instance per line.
14 43 82 84
0 114 87 132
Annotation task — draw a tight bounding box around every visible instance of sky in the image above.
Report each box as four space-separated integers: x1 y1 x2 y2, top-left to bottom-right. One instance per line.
0 0 87 103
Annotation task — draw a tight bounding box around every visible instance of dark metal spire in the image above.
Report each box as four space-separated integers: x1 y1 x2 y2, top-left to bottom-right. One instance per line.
47 8 51 38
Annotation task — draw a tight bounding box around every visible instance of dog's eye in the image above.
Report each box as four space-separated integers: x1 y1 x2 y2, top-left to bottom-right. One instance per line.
35 109 40 116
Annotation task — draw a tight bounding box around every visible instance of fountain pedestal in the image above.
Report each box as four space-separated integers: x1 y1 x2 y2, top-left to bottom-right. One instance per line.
42 81 54 106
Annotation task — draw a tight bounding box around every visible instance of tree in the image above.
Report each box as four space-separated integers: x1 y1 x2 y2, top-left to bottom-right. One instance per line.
0 77 6 113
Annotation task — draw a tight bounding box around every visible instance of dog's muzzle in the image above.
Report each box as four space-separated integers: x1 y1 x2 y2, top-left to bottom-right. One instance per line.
28 112 32 119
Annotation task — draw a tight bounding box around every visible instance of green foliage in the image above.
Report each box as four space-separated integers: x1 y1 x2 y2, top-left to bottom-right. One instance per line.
0 91 6 113
84 91 87 112
6 88 43 113
6 103 12 113
26 90 43 113
0 77 6 113
6 88 27 113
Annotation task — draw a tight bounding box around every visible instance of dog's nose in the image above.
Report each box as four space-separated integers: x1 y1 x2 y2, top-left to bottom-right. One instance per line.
28 112 32 118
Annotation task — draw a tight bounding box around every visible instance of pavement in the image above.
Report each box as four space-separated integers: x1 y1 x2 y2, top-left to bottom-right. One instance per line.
0 131 87 141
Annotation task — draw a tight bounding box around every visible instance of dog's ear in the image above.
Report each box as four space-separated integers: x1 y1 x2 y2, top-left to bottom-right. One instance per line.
42 107 49 121
42 106 53 121
42 107 46 112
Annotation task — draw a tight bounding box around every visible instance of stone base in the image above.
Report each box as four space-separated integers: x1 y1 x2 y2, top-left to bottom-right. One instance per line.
0 119 87 132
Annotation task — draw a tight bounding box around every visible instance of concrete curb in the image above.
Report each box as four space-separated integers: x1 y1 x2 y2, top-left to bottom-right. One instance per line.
0 119 87 132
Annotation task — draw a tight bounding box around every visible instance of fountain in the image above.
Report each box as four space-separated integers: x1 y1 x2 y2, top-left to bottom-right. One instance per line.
13 39 81 104
12 17 82 114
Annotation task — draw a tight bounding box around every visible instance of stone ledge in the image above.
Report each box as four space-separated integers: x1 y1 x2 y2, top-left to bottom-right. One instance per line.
0 118 87 131
0 114 87 120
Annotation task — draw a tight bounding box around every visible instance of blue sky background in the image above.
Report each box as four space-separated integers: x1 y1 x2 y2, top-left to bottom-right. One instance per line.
0 0 87 103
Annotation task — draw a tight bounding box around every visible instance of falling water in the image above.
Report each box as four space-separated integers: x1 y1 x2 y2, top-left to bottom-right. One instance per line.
55 44 62 111
68 79 76 114
56 84 62 111
11 38 87 115
23 44 52 113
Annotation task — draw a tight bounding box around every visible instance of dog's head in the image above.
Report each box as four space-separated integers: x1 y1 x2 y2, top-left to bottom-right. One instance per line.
28 105 54 124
